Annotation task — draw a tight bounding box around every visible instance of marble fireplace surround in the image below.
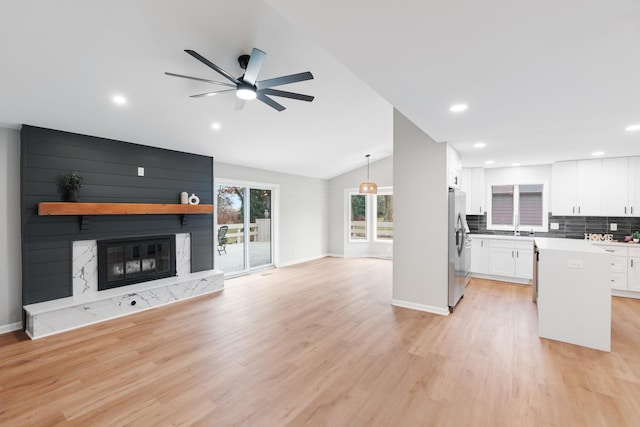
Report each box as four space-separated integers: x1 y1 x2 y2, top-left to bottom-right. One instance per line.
23 233 224 339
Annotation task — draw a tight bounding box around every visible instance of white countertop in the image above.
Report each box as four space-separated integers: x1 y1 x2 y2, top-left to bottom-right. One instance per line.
534 237 607 253
470 234 534 242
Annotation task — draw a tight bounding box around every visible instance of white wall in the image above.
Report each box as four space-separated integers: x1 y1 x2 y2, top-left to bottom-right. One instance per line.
327 156 393 257
392 109 449 315
0 127 22 332
215 162 328 266
484 164 552 188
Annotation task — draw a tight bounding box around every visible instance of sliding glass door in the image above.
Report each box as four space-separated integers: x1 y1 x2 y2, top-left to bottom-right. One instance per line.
216 182 274 275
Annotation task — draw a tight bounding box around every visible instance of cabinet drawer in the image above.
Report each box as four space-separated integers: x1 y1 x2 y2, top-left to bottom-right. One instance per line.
597 245 628 256
489 240 515 249
610 272 628 290
515 241 533 250
610 257 628 273
628 247 640 257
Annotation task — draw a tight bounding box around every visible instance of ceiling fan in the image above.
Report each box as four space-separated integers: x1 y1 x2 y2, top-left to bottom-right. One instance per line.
165 48 314 112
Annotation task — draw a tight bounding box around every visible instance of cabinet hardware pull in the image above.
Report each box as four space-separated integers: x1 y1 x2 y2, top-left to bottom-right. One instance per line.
512 250 514 257
578 206 580 214
573 206 575 214
605 249 614 252
479 207 482 213
632 207 634 215
517 251 519 258
632 259 634 268
625 206 627 214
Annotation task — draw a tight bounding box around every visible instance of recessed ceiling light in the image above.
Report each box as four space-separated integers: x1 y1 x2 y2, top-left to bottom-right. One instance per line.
592 151 605 156
473 142 486 148
626 124 640 132
112 95 127 106
211 122 221 131
512 163 521 167
485 160 495 165
449 104 468 113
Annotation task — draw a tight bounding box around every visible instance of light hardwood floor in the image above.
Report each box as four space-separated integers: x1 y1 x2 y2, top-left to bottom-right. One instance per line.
2 257 640 426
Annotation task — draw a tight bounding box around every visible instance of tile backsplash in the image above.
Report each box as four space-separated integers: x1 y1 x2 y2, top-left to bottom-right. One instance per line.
466 213 640 242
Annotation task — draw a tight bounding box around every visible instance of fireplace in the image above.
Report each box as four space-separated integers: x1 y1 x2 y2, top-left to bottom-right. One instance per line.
97 235 177 291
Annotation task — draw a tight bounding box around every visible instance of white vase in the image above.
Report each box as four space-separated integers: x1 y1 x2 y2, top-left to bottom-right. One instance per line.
180 192 188 204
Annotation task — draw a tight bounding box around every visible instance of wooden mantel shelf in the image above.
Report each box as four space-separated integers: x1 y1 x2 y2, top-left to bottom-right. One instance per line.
38 202 214 216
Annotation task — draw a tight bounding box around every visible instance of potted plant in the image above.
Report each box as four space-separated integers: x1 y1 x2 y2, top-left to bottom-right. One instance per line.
633 231 640 243
58 171 83 202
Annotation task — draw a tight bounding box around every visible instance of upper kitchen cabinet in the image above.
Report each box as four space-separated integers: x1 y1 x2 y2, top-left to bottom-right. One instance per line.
461 167 485 215
447 144 462 189
602 157 640 216
551 159 602 216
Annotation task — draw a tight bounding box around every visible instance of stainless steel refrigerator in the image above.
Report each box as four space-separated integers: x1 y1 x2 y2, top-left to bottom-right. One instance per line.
448 188 470 312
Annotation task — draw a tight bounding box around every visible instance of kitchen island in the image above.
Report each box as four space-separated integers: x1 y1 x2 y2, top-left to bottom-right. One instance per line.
534 238 611 352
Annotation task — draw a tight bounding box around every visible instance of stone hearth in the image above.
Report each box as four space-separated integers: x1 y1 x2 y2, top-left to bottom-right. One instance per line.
23 233 223 339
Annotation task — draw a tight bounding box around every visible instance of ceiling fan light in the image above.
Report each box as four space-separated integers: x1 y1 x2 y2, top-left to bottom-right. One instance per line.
237 87 257 100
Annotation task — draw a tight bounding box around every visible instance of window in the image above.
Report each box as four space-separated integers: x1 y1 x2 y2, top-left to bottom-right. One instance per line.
349 194 368 241
348 190 394 243
375 194 393 241
488 183 546 232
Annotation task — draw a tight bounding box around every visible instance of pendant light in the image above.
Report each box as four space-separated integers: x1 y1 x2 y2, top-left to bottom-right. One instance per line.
358 154 378 194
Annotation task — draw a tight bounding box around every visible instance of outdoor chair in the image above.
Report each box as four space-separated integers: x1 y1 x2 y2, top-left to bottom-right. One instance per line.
217 225 228 255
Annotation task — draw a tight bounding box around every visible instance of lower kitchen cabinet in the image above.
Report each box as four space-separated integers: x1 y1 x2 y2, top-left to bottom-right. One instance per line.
470 237 489 274
471 236 533 282
515 247 533 278
628 248 640 292
594 244 640 296
489 244 516 277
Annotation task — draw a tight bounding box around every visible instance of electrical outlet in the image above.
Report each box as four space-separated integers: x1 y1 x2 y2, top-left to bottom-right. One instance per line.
568 259 583 269
137 167 144 177
610 223 617 231
550 222 559 230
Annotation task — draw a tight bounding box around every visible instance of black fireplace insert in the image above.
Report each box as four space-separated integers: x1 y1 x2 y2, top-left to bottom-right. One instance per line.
97 235 177 291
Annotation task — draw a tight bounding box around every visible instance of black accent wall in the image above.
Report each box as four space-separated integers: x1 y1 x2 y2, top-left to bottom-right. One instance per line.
21 125 214 305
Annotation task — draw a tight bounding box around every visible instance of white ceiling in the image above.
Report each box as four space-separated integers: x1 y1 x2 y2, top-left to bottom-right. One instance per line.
1 1 639 178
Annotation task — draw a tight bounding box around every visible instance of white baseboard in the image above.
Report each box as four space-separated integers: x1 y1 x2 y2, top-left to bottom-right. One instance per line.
0 321 22 335
277 254 330 268
471 273 531 285
612 290 640 300
391 299 449 316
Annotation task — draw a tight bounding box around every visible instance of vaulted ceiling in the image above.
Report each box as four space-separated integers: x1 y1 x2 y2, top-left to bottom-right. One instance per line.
1 0 638 178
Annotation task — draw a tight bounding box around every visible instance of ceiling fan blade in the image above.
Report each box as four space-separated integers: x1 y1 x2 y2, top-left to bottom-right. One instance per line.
243 48 266 85
257 93 286 112
190 89 236 98
235 97 245 110
260 88 314 102
257 71 314 89
165 72 236 87
184 50 240 85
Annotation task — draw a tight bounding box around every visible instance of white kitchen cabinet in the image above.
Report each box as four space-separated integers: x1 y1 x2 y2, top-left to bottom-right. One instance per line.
487 239 533 279
602 157 640 216
628 248 640 292
551 159 602 216
594 244 628 290
447 144 462 189
470 237 489 274
515 244 533 279
460 167 485 215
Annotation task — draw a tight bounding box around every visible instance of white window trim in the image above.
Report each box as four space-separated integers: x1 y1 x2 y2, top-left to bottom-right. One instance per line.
374 189 394 243
486 180 549 233
347 191 370 243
